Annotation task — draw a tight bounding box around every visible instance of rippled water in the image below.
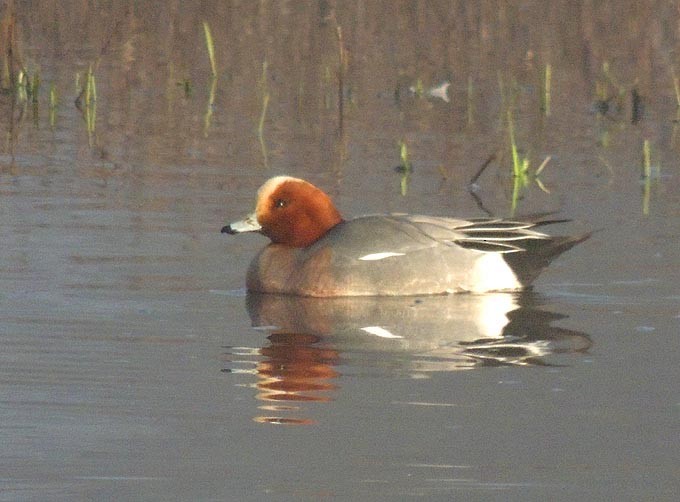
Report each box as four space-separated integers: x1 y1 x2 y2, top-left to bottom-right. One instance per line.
1 1 679 500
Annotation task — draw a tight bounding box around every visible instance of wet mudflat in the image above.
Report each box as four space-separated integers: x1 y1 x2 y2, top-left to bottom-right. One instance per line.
1 1 679 500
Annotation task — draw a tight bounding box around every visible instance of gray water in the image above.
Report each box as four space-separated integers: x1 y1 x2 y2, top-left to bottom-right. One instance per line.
1 1 679 500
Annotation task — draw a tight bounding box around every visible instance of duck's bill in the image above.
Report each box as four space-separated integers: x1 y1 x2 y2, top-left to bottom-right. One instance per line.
221 212 261 234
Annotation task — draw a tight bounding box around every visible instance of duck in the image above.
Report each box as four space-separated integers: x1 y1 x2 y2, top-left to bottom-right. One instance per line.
221 176 589 297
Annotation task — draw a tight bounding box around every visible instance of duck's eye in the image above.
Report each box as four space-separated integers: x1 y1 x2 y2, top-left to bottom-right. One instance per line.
274 198 288 208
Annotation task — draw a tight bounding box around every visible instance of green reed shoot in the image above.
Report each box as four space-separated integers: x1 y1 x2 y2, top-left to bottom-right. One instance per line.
601 62 624 93
411 78 425 98
31 71 40 103
594 80 607 104
13 68 40 105
180 79 192 97
199 22 219 136
258 60 270 135
296 65 304 116
510 173 522 215
507 110 550 214
202 21 217 78
15 68 27 101
671 69 680 148
75 64 97 144
0 5 24 93
83 64 97 106
594 61 626 115
498 71 522 124
541 63 551 116
258 92 270 136
497 71 506 109
27 70 40 125
507 110 527 179
49 82 57 108
398 140 412 196
642 139 652 179
85 70 96 143
202 22 217 135
640 139 662 216
49 82 57 128
259 93 270 168
322 65 332 109
672 68 680 108
336 25 348 133
467 75 475 126
642 139 652 216
1 56 8 90
203 75 217 137
399 141 411 169
258 60 270 168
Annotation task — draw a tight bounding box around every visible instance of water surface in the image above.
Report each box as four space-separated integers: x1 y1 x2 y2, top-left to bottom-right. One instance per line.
1 2 679 500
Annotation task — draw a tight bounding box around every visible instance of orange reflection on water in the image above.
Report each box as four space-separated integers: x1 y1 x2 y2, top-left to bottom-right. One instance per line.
252 332 340 425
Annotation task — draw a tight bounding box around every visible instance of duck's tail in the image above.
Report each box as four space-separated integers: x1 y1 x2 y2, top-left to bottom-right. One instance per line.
501 231 591 287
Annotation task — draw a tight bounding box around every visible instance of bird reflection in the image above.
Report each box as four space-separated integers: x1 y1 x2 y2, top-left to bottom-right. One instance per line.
250 333 339 425
222 292 591 425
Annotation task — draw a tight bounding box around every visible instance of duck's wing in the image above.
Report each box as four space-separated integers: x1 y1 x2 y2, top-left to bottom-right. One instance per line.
399 216 556 253
401 215 590 287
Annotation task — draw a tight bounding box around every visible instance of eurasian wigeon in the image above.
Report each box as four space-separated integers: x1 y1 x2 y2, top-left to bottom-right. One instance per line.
221 176 589 297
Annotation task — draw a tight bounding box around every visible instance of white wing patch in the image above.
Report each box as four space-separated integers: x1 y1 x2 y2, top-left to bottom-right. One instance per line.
358 252 406 261
360 326 403 339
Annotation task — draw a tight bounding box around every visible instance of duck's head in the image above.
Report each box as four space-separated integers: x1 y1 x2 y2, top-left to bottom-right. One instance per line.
221 176 344 248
